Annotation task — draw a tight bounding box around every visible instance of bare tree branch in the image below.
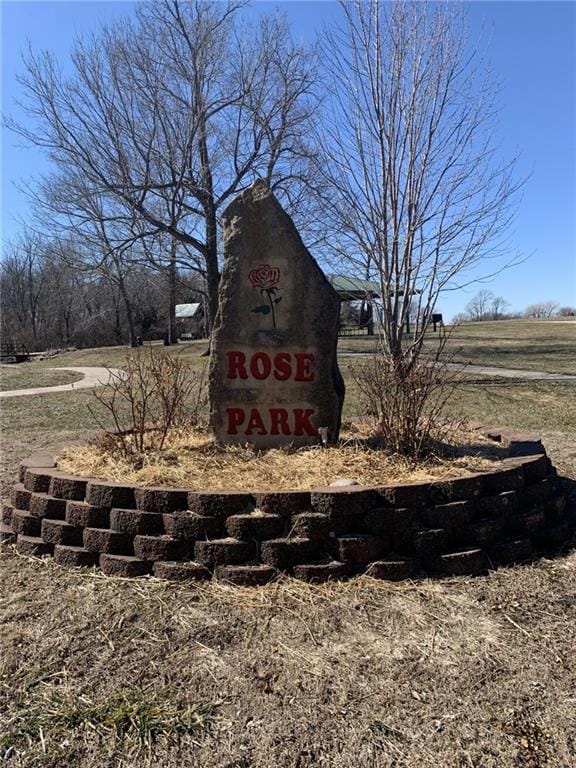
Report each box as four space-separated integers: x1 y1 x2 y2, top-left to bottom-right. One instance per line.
319 0 525 370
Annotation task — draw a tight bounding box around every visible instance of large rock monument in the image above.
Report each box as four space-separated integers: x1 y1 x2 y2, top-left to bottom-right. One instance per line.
209 180 345 449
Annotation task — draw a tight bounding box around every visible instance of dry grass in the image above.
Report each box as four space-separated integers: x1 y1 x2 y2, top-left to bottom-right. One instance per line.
38 319 576 376
36 340 209 371
0 366 83 392
2 327 576 767
56 423 506 491
339 319 576 375
443 320 576 375
1 548 575 767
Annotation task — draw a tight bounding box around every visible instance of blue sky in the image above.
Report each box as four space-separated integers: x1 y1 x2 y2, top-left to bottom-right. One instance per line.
1 1 575 319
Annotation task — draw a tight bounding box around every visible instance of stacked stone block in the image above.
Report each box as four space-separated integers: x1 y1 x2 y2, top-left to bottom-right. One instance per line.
1 429 574 585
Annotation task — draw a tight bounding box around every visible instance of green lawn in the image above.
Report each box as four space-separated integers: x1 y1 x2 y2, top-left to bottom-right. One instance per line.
0 389 105 436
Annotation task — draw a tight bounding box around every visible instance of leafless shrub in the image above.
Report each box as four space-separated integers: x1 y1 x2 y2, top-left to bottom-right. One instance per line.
89 349 207 456
352 341 463 458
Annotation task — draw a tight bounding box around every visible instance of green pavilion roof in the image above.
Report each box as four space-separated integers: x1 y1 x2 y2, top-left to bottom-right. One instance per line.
328 275 381 298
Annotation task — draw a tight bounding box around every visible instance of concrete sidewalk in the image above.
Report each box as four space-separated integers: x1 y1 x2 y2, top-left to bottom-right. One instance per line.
338 353 576 382
444 363 576 381
0 367 123 398
1 360 575 398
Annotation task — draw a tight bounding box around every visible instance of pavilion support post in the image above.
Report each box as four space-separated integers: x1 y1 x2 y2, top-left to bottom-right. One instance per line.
367 299 374 336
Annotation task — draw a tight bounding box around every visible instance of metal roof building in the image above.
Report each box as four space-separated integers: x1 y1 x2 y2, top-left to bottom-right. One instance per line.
175 303 202 319
328 275 381 299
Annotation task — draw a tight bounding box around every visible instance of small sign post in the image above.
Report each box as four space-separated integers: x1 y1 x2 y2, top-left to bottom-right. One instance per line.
432 313 443 332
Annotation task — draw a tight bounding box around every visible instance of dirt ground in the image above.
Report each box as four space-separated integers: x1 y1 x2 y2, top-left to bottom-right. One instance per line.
1 423 575 767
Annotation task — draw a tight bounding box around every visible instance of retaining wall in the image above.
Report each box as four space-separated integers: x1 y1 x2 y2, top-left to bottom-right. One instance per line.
1 426 574 585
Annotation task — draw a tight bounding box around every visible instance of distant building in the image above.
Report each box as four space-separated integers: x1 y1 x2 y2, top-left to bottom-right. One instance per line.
328 274 381 300
328 274 381 336
328 275 420 335
175 303 205 339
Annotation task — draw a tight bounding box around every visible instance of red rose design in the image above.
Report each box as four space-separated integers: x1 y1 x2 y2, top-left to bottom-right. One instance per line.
249 265 282 328
249 265 280 289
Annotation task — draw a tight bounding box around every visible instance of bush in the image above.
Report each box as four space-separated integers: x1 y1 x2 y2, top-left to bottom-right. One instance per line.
89 348 207 456
351 351 462 458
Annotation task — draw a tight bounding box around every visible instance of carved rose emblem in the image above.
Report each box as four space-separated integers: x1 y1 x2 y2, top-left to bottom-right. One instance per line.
249 265 282 328
249 265 280 289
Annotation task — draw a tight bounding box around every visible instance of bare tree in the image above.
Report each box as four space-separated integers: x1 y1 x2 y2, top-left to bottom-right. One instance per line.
36 178 142 347
465 290 495 321
0 233 88 349
8 0 320 331
34 163 211 346
1 232 48 346
524 301 559 318
320 0 523 369
451 312 471 325
315 0 524 454
490 295 510 320
1 228 193 351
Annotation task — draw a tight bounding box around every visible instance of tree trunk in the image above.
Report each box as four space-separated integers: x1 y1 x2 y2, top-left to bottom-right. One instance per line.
116 272 138 347
165 239 179 345
204 204 220 336
27 262 38 341
196 99 220 336
56 304 64 347
114 304 122 344
366 300 374 336
64 311 72 346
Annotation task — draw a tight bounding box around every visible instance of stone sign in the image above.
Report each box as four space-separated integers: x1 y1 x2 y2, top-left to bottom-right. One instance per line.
209 180 345 449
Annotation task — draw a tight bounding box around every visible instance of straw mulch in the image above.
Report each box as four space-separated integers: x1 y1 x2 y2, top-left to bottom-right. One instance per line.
57 422 507 491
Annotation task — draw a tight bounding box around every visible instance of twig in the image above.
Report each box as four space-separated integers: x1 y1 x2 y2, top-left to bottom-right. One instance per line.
503 613 530 637
276 641 323 675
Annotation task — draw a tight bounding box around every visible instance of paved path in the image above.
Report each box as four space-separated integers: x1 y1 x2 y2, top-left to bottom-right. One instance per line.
444 363 576 381
1 360 574 399
338 353 576 382
0 367 123 399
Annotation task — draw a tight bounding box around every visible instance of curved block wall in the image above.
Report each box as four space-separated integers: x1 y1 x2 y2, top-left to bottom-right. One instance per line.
1 426 574 584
